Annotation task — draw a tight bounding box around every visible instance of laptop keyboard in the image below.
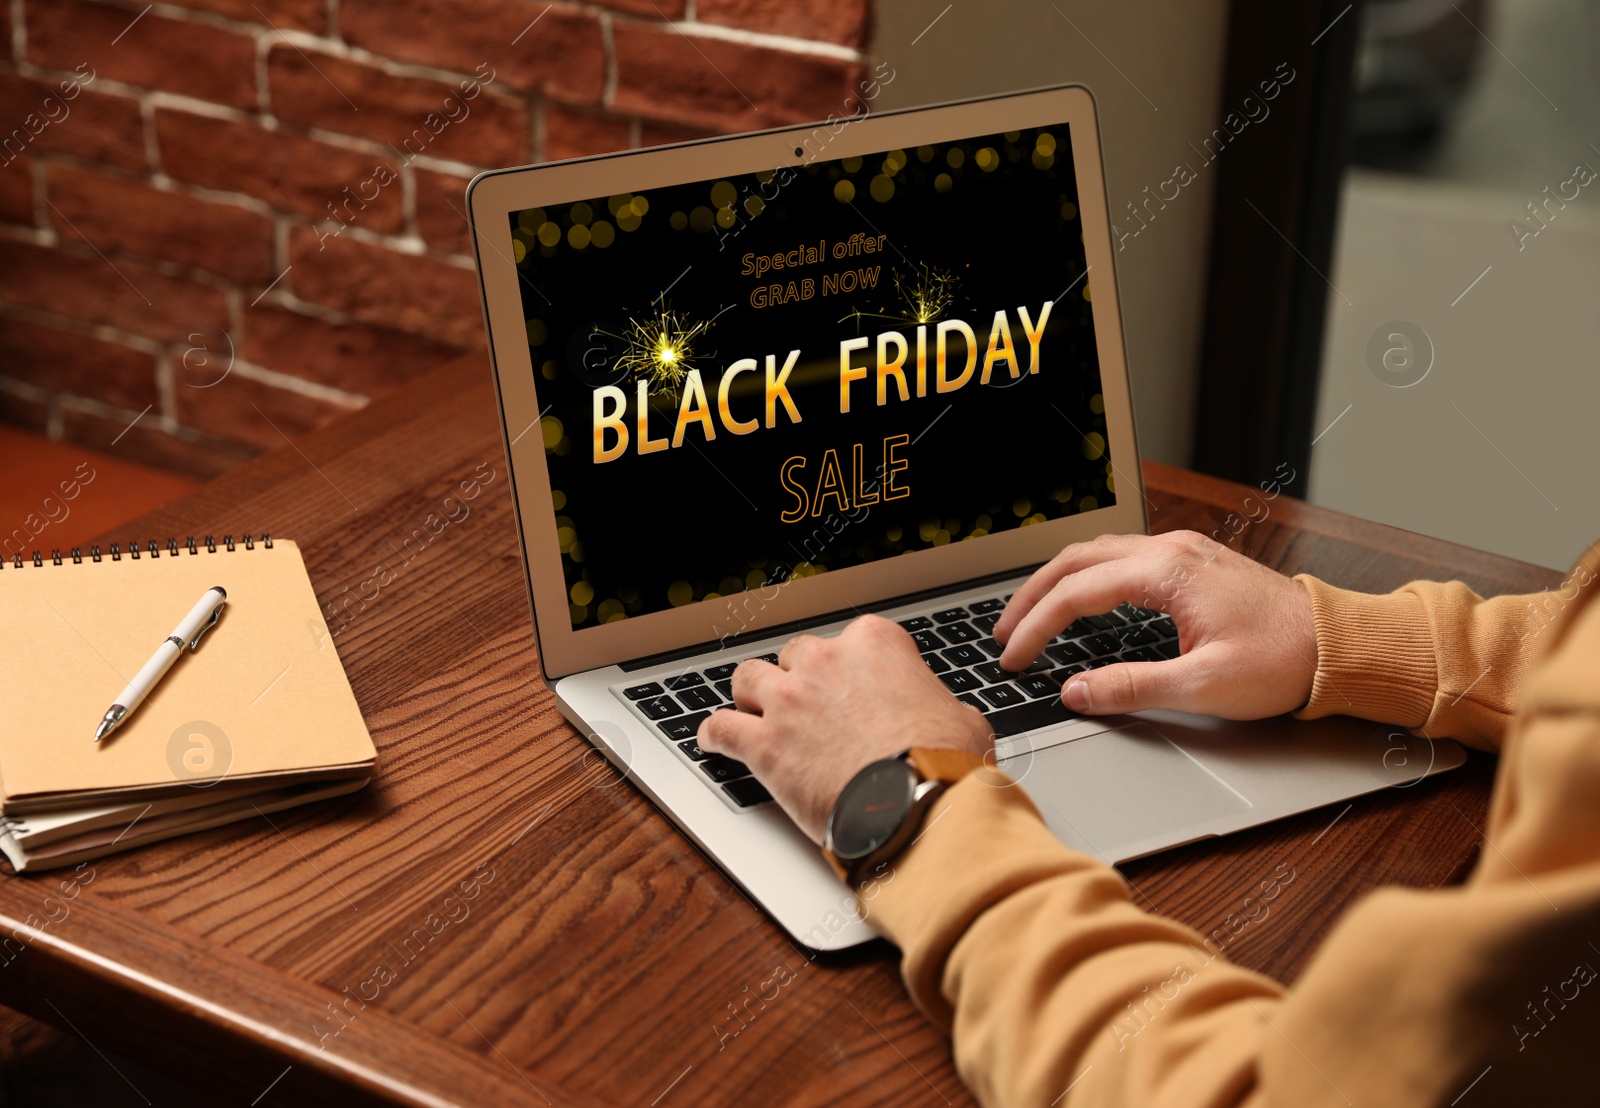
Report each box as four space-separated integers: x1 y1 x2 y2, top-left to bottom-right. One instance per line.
615 599 1180 811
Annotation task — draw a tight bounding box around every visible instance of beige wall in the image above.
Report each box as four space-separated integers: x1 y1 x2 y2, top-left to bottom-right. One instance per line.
870 0 1231 465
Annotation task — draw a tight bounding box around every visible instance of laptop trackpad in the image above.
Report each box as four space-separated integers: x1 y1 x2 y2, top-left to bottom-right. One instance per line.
1003 723 1253 863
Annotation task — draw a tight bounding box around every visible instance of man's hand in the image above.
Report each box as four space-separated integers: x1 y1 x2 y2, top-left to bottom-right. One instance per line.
697 615 993 843
994 531 1318 719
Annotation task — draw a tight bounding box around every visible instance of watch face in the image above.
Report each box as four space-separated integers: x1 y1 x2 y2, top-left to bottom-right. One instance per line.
831 758 917 862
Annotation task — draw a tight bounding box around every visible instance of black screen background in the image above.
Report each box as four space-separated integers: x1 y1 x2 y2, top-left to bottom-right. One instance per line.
510 126 1115 629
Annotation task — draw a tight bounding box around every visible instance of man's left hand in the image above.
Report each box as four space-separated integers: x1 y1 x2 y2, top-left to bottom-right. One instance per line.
697 614 994 843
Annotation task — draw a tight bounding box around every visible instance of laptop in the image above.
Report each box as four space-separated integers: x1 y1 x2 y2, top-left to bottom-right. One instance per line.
467 84 1464 951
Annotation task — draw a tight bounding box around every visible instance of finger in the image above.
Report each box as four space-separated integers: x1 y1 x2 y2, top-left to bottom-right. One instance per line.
841 613 919 659
994 533 1152 644
1062 653 1204 715
777 633 820 670
1000 553 1171 671
698 707 762 758
730 658 781 712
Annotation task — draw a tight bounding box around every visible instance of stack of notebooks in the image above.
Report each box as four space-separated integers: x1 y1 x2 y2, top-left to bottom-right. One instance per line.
0 536 377 871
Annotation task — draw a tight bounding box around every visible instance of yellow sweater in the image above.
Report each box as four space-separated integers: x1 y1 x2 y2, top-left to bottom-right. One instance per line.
865 547 1600 1106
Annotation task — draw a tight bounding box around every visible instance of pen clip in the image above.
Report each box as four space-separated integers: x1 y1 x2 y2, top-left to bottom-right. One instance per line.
188 600 227 651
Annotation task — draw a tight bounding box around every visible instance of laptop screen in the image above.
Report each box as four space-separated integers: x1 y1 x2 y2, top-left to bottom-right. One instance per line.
508 124 1115 631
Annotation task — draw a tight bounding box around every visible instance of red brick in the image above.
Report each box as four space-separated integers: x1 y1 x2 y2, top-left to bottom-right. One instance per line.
543 104 630 161
26 0 256 110
0 239 227 343
287 228 483 348
59 403 254 478
45 163 277 284
0 159 32 225
240 303 464 394
267 46 530 169
613 23 861 131
697 0 870 48
156 109 403 231
0 379 51 431
340 0 605 102
173 371 360 452
0 72 146 172
413 168 473 255
639 120 714 148
0 314 157 411
152 0 325 33
590 0 684 17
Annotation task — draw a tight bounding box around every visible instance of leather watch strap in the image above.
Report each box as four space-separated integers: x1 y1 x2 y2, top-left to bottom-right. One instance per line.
905 746 988 783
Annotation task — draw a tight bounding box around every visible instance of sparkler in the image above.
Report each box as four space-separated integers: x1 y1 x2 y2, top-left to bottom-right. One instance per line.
839 261 960 329
607 305 724 395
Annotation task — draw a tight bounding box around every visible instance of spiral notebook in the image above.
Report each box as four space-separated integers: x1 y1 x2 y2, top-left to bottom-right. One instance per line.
0 536 376 871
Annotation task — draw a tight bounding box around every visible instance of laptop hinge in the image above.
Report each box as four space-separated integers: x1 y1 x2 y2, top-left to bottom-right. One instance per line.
617 563 1044 672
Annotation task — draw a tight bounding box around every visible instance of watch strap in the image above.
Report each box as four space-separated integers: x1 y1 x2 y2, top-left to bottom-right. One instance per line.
905 746 988 783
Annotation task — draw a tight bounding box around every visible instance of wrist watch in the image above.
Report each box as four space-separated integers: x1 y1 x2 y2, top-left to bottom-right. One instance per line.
822 747 987 885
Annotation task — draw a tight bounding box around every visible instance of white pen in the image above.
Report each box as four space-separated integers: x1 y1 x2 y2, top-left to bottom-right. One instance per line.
94 586 228 742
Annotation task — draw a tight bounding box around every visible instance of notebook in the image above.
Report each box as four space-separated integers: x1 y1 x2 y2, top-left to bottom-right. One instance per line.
0 535 376 870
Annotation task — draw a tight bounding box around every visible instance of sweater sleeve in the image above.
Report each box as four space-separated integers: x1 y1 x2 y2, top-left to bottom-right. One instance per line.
1290 571 1579 751
862 549 1600 1107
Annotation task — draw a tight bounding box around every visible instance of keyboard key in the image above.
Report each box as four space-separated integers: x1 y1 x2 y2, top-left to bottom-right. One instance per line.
677 737 712 761
973 661 1008 684
956 692 987 711
1016 673 1060 699
968 597 1005 614
722 777 773 807
1082 632 1121 657
714 679 734 700
971 612 1000 634
976 638 1004 658
1127 606 1163 622
938 620 981 644
922 652 951 674
624 682 664 700
912 630 944 652
636 696 682 720
699 755 751 783
940 644 985 667
659 712 712 741
978 683 1027 710
1153 640 1181 660
940 669 983 693
1051 665 1089 684
1149 615 1178 638
1115 603 1148 622
898 616 933 632
1080 612 1125 631
664 673 704 690
1118 624 1160 647
756 653 780 664
932 607 970 624
677 686 722 711
1046 641 1090 665
705 662 739 680
1066 619 1098 639
1122 646 1162 663
985 697 1080 736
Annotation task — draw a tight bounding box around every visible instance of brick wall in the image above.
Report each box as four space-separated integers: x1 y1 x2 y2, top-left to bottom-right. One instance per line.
0 0 868 477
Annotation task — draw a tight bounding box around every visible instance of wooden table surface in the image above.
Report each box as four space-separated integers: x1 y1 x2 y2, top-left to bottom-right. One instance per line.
0 354 1563 1107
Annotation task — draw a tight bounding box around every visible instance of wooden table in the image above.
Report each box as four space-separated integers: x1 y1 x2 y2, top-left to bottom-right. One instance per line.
0 355 1562 1106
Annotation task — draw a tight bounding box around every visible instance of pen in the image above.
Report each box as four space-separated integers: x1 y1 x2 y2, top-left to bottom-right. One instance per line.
94 586 228 742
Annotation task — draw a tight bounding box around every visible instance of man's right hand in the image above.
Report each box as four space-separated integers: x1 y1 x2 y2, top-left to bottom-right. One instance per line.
993 531 1319 720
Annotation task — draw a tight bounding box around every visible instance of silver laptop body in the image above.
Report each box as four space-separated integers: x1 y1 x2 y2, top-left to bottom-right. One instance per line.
469 85 1464 951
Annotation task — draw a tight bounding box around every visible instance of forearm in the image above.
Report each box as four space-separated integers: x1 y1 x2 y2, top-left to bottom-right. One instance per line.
863 771 1284 1107
1292 572 1581 750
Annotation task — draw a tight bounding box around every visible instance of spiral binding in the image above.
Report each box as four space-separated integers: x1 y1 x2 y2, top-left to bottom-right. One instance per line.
2 534 272 569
